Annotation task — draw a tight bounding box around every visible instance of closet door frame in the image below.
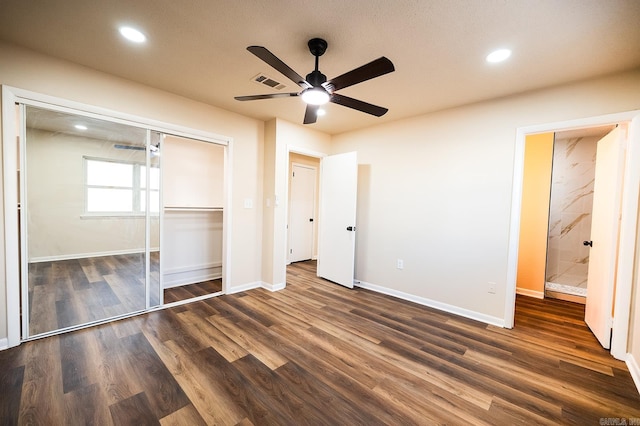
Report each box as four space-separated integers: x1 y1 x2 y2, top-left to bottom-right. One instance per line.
2 86 232 348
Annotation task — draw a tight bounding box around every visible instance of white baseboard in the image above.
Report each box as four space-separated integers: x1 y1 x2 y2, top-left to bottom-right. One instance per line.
627 353 640 396
226 281 264 294
227 281 286 294
163 262 222 288
30 248 160 263
0 338 8 350
516 287 545 299
354 280 505 328
263 282 286 292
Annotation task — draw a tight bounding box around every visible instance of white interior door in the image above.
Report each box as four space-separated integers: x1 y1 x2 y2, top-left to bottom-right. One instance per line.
317 151 358 288
288 164 316 262
585 126 625 349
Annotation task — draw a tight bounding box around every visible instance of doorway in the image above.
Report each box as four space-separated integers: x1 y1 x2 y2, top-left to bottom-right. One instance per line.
544 126 614 303
506 110 640 360
287 158 318 264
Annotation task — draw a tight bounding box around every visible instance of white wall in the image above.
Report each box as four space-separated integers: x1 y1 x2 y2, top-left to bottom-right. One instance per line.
332 69 640 323
26 128 159 260
0 41 265 340
262 118 330 288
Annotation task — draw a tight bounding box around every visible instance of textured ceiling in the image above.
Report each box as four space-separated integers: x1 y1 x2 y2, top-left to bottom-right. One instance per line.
1 0 639 135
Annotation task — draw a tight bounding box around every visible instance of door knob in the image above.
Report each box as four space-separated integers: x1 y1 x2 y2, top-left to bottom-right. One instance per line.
309 218 314 222
583 240 592 247
346 226 356 231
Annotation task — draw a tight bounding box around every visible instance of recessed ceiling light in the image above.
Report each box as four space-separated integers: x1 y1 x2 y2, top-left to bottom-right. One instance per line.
74 124 88 130
316 108 326 116
119 26 147 43
486 48 511 63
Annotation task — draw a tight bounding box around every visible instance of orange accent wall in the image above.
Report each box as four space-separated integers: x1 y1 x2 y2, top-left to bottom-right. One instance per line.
517 132 554 295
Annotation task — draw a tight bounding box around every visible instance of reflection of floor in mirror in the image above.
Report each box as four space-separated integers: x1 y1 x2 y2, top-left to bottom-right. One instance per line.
27 253 220 336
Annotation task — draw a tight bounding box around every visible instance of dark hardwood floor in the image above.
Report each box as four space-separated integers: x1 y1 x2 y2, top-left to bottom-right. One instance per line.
4 260 639 425
164 279 222 304
28 253 221 335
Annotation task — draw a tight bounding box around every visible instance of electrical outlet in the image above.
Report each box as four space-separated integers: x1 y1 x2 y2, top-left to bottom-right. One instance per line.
488 282 496 294
397 259 404 270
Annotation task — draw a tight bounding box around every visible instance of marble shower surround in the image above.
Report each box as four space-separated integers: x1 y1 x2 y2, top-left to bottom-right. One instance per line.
545 135 599 289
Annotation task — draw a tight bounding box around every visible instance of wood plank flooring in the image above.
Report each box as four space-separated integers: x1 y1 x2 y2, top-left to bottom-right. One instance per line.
164 280 223 304
28 253 221 335
4 260 638 425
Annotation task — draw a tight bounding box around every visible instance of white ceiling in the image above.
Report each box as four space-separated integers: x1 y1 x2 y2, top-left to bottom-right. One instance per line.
1 0 639 135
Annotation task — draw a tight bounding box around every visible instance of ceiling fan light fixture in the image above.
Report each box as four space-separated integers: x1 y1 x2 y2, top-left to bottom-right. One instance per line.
316 108 326 116
301 88 330 105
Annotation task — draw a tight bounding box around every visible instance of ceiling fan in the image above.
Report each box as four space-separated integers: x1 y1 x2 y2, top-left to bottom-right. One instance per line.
234 38 395 124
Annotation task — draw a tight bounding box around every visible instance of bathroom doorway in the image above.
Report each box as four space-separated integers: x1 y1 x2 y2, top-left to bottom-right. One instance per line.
544 126 615 303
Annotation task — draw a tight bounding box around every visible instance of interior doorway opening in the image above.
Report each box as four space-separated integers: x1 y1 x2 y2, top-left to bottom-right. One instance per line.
506 109 640 360
544 126 615 304
287 154 320 265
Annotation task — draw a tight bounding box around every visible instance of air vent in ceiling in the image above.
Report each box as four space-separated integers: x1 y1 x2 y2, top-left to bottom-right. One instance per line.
252 73 287 91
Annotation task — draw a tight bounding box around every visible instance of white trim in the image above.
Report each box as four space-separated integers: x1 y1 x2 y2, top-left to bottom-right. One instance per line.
226 280 286 294
28 248 160 263
626 354 640 396
612 116 640 360
226 281 263 294
506 110 640 357
516 287 544 299
2 87 21 347
3 86 232 145
262 282 286 292
504 127 525 328
162 262 223 288
355 280 505 328
163 262 222 275
0 338 8 350
222 137 233 295
163 273 222 289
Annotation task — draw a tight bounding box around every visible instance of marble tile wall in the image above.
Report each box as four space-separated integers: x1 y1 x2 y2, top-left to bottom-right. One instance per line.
545 135 599 289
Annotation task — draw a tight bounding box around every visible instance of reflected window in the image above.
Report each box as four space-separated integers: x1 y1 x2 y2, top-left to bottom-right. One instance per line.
85 158 158 214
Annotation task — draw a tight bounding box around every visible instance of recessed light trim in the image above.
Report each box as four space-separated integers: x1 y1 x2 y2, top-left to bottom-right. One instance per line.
119 26 147 43
74 124 88 130
486 48 511 63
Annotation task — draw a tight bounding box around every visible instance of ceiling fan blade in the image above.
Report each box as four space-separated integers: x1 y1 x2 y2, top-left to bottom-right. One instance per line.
303 104 319 124
325 57 395 92
330 93 388 117
247 46 311 89
234 92 299 101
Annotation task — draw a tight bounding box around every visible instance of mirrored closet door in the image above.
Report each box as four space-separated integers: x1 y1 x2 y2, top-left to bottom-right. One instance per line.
22 106 161 337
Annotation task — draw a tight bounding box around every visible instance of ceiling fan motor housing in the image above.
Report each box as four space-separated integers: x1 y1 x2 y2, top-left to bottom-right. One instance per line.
308 38 327 57
306 70 327 87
